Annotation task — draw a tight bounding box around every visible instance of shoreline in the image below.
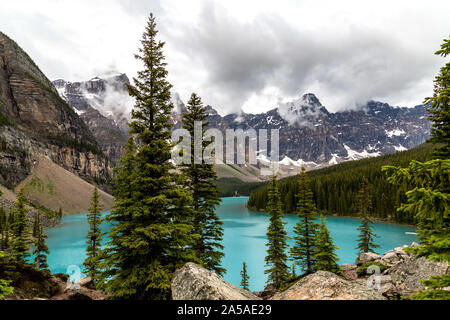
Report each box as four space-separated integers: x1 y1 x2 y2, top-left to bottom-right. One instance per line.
246 205 417 228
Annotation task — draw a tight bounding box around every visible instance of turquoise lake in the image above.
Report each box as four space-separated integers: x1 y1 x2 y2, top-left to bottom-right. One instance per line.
44 197 417 291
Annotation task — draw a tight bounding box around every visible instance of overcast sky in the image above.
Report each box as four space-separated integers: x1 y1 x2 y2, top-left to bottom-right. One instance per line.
1 0 449 114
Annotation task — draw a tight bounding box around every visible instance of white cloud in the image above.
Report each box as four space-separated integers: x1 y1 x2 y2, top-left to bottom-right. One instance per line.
1 0 449 115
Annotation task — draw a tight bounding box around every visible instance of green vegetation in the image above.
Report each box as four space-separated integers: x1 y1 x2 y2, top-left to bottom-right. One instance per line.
10 189 30 264
240 262 250 291
248 143 435 224
383 37 450 300
314 217 342 276
355 178 379 253
83 187 103 285
32 214 49 271
0 252 13 298
0 205 9 251
100 14 198 300
424 37 450 159
290 168 319 275
356 261 388 276
23 199 58 219
46 135 103 156
216 177 265 197
180 93 225 276
53 273 69 282
264 176 289 288
0 255 58 299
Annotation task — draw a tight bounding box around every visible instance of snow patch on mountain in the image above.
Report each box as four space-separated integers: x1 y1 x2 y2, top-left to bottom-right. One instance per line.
344 144 381 160
394 145 408 152
386 129 406 137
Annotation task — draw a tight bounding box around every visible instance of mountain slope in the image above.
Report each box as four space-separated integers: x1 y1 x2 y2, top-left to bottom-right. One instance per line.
52 75 129 164
53 78 431 182
0 31 111 189
17 156 114 214
247 143 435 224
200 94 430 166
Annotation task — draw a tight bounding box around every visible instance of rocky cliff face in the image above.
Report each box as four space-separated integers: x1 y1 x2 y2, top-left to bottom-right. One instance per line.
52 75 129 164
190 94 431 167
52 70 431 173
0 32 111 188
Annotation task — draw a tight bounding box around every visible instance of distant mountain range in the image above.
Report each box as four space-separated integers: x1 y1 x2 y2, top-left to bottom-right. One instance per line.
0 31 432 216
52 74 431 179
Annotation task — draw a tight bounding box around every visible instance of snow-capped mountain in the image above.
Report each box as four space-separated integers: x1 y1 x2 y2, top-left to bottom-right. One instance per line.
52 74 131 164
53 73 431 177
175 93 430 170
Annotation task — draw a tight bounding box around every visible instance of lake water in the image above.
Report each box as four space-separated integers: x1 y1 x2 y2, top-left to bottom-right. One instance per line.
44 197 417 291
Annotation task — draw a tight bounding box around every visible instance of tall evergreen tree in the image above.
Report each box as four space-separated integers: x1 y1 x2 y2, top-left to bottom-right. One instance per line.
355 178 379 254
57 207 63 220
314 217 342 276
11 189 30 264
264 175 289 289
0 205 8 251
100 14 197 300
240 262 250 291
32 213 39 238
424 37 450 159
290 167 319 275
180 93 225 276
384 159 450 300
83 187 103 284
32 213 49 270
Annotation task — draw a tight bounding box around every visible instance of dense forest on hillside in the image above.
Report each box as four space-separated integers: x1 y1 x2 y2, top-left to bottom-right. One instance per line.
247 143 436 224
216 178 266 197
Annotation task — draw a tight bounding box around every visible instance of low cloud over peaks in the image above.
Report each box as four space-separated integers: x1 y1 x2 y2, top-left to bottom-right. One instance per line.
1 0 448 115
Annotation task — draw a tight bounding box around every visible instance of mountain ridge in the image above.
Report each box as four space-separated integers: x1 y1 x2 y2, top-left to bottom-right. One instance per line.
52 75 431 178
0 31 111 189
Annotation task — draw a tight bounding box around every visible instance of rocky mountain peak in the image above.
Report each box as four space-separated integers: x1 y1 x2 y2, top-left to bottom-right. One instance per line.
0 31 111 188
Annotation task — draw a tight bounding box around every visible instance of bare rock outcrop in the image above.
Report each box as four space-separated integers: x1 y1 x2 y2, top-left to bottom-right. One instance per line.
386 255 450 298
171 263 261 300
270 271 386 300
358 252 382 265
0 31 111 189
342 264 358 281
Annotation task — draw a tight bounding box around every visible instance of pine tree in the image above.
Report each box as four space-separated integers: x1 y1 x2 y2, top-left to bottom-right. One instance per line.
0 205 8 251
32 213 39 238
83 187 103 284
314 217 342 276
424 37 450 159
100 14 197 300
11 189 30 264
180 93 225 276
355 178 379 254
32 213 49 270
240 262 250 291
290 167 319 275
264 175 289 289
384 160 450 300
57 207 63 219
99 137 136 290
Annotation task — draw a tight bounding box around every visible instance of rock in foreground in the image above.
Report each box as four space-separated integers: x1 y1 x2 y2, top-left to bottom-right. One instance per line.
387 256 450 298
271 271 386 300
172 263 261 300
